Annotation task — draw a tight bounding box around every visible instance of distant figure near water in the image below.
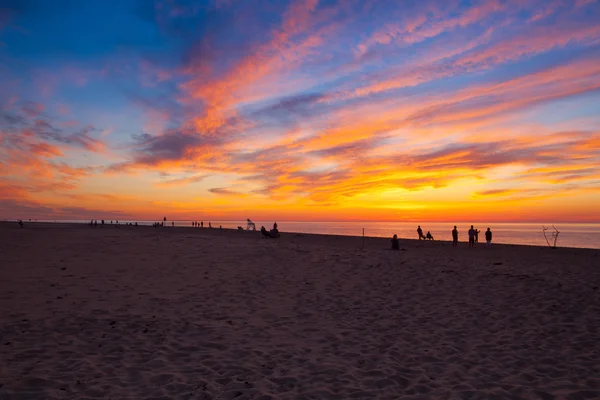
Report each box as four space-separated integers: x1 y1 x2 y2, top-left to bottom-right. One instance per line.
475 229 480 243
261 225 280 238
18 220 23 228
468 225 476 248
391 234 400 250
201 221 204 228
485 228 493 247
426 231 434 240
247 219 256 231
452 226 458 248
417 226 425 240
209 222 212 228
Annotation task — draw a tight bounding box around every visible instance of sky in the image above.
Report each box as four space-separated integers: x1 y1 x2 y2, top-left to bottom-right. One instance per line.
1 0 599 222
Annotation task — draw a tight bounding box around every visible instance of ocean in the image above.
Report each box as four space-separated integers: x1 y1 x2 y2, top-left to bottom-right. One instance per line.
16 220 600 249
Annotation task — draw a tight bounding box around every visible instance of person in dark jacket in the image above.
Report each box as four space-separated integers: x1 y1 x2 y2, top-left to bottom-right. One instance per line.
485 228 493 247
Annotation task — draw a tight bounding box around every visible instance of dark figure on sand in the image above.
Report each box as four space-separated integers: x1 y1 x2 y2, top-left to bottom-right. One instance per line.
426 231 434 240
261 226 280 238
452 226 458 248
18 220 23 228
468 225 476 248
391 234 400 250
273 222 278 230
475 229 480 243
209 222 212 228
201 221 204 228
485 228 493 247
417 225 425 240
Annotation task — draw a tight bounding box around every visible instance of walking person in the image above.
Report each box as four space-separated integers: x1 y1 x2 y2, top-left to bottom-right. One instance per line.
452 226 458 248
485 228 493 247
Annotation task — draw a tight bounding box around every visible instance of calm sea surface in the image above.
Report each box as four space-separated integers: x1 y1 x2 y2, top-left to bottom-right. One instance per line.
20 220 600 249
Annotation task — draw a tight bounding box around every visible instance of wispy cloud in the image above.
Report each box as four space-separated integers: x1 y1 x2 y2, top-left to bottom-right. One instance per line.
1 0 599 221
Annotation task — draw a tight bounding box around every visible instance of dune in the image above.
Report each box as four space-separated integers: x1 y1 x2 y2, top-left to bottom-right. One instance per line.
0 222 599 399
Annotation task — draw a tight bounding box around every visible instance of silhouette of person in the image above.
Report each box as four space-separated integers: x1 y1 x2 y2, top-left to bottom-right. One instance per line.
452 226 458 248
485 228 492 247
101 220 104 226
273 222 278 230
201 221 204 228
18 220 23 228
391 234 400 250
426 231 434 240
172 221 174 227
468 225 476 248
475 229 479 243
417 225 424 240
209 222 212 228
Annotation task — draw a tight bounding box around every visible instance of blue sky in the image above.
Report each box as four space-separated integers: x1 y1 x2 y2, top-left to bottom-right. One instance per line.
1 0 599 221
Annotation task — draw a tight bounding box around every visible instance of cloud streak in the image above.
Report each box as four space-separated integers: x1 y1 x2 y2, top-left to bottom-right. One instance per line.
1 0 599 221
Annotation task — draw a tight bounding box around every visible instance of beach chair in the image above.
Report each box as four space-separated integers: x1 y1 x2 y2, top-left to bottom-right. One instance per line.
247 219 256 231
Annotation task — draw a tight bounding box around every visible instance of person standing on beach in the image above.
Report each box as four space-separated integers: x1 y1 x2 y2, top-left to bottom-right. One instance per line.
417 226 424 240
475 229 480 243
468 225 476 248
452 226 458 248
485 228 492 247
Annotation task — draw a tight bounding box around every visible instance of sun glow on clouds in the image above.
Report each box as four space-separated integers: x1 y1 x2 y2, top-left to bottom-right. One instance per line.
0 0 599 221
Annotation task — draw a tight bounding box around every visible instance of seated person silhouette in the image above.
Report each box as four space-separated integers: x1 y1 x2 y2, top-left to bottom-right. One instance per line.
261 226 280 238
391 234 400 250
247 219 256 231
426 231 434 240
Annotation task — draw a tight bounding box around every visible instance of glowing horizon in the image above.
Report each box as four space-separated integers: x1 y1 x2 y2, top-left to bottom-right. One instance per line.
1 0 599 223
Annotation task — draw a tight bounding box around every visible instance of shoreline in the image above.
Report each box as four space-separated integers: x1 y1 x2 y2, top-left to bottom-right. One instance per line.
2 220 598 252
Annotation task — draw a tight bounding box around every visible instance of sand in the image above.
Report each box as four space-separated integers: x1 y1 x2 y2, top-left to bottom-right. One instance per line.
1 222 599 399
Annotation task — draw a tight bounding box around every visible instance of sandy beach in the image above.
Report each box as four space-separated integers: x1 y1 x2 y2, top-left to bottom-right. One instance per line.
1 222 599 399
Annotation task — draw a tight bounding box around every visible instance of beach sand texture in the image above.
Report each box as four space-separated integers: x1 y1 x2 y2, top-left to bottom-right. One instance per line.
1 223 599 399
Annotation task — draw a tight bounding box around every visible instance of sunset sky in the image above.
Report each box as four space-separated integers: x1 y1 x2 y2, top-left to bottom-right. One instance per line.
1 0 599 222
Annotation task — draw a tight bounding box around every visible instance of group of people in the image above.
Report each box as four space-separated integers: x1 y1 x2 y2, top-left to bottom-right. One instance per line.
261 222 279 238
416 226 435 240
392 225 494 249
192 221 207 228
